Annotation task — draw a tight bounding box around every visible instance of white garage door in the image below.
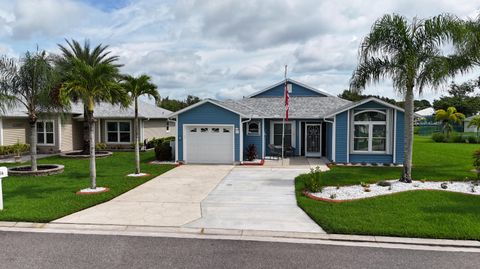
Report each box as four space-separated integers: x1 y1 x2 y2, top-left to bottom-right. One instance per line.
185 125 234 164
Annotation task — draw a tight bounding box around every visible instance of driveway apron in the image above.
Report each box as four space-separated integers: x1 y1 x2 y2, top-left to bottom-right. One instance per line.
185 167 325 233
54 165 233 226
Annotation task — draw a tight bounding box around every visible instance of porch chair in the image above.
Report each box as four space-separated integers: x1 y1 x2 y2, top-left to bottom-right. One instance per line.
268 144 282 160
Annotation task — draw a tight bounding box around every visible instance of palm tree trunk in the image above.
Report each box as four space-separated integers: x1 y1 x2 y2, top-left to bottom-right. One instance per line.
89 116 96 189
29 120 37 172
401 87 414 183
134 98 141 174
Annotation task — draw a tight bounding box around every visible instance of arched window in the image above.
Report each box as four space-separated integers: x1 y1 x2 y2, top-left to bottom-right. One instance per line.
247 121 260 136
353 110 387 153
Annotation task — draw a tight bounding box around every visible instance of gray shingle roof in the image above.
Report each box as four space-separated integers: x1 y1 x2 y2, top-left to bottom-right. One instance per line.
1 100 172 119
218 96 351 119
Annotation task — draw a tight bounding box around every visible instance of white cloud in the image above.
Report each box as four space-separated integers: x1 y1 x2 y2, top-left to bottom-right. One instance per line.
0 0 479 102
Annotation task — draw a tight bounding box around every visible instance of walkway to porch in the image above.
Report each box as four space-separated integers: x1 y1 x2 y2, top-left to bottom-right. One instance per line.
261 156 330 171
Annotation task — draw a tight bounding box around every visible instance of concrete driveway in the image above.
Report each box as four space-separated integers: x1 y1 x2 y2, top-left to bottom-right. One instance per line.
54 165 233 226
185 167 325 233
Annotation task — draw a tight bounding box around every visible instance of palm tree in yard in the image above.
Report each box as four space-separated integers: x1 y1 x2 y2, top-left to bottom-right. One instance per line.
467 116 480 137
435 107 465 137
121 74 160 175
350 14 474 183
58 40 129 190
0 51 58 171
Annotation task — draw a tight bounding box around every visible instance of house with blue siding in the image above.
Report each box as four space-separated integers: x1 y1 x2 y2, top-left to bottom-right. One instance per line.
169 79 405 165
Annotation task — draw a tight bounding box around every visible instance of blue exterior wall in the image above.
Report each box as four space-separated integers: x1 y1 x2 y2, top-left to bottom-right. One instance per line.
243 120 263 159
335 100 404 164
177 102 240 162
335 111 349 163
326 122 332 161
395 110 405 164
252 83 327 98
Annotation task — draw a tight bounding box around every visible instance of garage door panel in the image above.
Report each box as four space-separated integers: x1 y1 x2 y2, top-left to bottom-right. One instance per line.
185 126 234 164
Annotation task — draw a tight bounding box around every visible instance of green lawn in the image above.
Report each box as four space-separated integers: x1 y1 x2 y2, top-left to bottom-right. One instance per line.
296 135 480 240
0 151 174 222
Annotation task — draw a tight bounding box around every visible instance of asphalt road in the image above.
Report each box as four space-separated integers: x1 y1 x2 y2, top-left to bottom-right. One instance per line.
1 231 479 269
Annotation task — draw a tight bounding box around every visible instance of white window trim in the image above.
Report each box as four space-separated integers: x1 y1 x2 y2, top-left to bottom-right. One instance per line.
269 120 296 148
105 120 132 144
37 120 55 146
351 110 390 154
246 121 261 136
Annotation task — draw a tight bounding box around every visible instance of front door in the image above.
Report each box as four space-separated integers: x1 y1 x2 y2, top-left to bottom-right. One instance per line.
305 124 321 157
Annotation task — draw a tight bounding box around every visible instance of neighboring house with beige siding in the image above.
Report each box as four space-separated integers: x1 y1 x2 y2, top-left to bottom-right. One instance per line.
0 100 173 153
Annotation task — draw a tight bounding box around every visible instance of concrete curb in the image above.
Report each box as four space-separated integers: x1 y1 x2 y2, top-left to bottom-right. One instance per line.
0 221 479 249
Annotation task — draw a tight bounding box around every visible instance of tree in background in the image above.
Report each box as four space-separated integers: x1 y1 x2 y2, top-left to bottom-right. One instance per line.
435 107 465 137
433 80 480 116
0 50 59 171
350 14 472 183
121 74 160 175
158 95 201 112
467 115 480 137
338 89 397 104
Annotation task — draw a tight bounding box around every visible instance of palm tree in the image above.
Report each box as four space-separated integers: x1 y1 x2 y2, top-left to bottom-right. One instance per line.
435 107 465 136
467 115 480 137
58 40 129 190
57 39 120 154
121 74 160 175
0 51 58 171
350 14 473 183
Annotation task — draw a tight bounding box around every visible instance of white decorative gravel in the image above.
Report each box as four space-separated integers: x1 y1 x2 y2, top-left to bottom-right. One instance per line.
311 180 480 201
127 173 149 177
77 187 108 194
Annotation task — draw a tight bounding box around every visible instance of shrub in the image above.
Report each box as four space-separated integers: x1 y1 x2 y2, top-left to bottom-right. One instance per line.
129 142 144 149
414 126 420 134
304 167 323 193
450 134 464 143
147 136 175 149
431 133 446 143
155 142 172 161
467 136 478 144
95 143 107 150
0 143 30 156
245 144 257 161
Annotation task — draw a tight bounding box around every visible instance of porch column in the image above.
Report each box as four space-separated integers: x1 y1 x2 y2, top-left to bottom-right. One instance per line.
262 118 265 159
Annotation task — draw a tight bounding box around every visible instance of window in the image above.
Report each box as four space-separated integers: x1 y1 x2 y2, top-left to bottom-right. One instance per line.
37 120 54 145
273 123 292 147
200 128 208 133
247 121 260 135
190 127 197 132
353 110 387 153
223 128 230 133
211 128 220 133
106 121 131 143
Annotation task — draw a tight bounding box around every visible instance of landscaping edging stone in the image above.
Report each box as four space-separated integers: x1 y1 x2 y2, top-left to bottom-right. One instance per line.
60 151 113 159
8 164 65 176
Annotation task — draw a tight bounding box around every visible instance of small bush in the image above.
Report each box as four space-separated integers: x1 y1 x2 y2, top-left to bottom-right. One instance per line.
467 136 478 144
0 143 30 156
431 133 446 143
245 144 257 161
414 126 420 134
95 143 107 150
473 149 480 179
147 136 175 149
155 142 172 161
304 167 323 193
450 135 464 143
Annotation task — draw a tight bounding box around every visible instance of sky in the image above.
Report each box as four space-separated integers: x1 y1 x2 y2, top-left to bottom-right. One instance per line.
0 0 479 102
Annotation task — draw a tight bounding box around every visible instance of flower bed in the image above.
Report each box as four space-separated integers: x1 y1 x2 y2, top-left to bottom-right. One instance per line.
309 180 479 201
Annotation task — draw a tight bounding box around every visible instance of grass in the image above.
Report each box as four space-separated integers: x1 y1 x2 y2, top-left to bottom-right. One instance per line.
296 135 480 240
0 151 174 222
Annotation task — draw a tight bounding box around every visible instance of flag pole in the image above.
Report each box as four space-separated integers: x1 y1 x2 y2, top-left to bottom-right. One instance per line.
281 65 287 166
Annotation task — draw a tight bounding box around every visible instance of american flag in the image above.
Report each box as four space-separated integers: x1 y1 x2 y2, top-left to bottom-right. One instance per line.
284 80 289 121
